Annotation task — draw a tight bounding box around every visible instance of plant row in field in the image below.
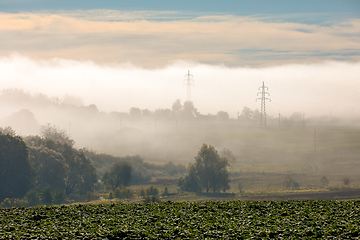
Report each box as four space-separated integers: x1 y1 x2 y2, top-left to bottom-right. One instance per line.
1 200 359 239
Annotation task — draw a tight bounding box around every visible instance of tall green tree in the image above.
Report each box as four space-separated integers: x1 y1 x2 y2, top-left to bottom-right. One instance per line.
181 101 199 119
178 164 202 193
25 129 97 196
179 144 230 193
102 162 132 190
0 133 33 201
28 147 68 190
65 150 97 195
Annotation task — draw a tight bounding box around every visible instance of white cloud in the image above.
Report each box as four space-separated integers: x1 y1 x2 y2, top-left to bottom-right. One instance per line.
0 11 359 67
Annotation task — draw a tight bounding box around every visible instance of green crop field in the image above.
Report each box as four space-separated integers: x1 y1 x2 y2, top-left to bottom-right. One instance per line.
1 200 359 239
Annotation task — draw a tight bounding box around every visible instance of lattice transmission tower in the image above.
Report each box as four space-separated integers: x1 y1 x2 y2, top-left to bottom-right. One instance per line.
184 70 194 102
256 81 271 127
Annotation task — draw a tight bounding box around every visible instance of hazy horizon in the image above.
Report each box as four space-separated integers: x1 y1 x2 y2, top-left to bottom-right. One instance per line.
1 1 360 119
1 54 359 119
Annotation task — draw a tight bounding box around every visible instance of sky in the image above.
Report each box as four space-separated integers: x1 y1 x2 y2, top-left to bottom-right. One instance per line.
0 0 360 118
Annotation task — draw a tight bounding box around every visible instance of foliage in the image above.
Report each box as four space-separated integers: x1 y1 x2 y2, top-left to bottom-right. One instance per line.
52 189 66 205
1 200 359 238
162 161 186 176
0 126 16 136
102 162 132 190
178 165 202 193
24 188 66 207
216 111 229 120
28 147 68 190
0 133 33 201
143 195 161 203
239 107 260 121
0 198 20 208
343 177 351 186
284 175 300 190
128 155 152 184
40 187 52 205
25 134 98 196
85 151 151 184
171 99 182 113
139 189 146 197
25 189 40 207
145 186 159 196
320 176 329 188
64 150 97 195
162 187 170 196
179 144 230 193
111 187 134 199
85 191 99 202
182 101 199 119
40 124 74 146
219 148 236 164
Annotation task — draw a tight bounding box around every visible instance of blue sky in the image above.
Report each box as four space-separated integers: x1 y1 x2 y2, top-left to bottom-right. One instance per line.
1 0 360 16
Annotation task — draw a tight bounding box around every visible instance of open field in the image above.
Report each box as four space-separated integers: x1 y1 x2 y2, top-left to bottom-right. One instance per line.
99 121 360 178
1 200 359 239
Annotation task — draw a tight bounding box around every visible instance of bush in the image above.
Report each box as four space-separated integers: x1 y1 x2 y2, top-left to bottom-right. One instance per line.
25 189 40 207
113 187 134 199
162 187 170 196
145 186 159 196
108 191 114 199
85 191 100 202
343 177 351 186
53 189 66 205
139 189 146 197
1 198 20 208
284 175 300 190
143 195 161 203
40 187 53 205
320 176 329 188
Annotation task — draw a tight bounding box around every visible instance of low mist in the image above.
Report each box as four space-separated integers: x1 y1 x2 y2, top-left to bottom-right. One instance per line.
1 55 360 182
1 54 359 119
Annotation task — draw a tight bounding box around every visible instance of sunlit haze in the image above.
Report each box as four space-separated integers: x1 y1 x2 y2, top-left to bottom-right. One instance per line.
1 55 359 118
1 0 360 119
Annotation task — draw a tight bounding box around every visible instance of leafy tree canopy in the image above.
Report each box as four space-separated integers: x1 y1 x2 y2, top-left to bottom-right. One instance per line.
0 133 33 201
102 162 132 190
40 124 74 146
25 126 97 196
179 144 230 193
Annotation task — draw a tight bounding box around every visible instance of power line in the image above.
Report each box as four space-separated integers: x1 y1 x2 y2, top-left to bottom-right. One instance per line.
256 81 271 127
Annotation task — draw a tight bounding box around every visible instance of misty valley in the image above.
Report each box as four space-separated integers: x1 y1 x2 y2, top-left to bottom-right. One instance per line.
1 88 360 207
1 1 360 238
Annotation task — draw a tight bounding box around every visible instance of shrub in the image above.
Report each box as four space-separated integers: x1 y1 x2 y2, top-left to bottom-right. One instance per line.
1 198 19 208
284 175 300 190
343 177 351 186
145 186 159 196
162 187 170 196
113 187 134 199
320 176 329 188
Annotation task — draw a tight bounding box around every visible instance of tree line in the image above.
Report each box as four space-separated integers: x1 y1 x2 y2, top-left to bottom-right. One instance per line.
0 125 97 205
0 125 189 206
